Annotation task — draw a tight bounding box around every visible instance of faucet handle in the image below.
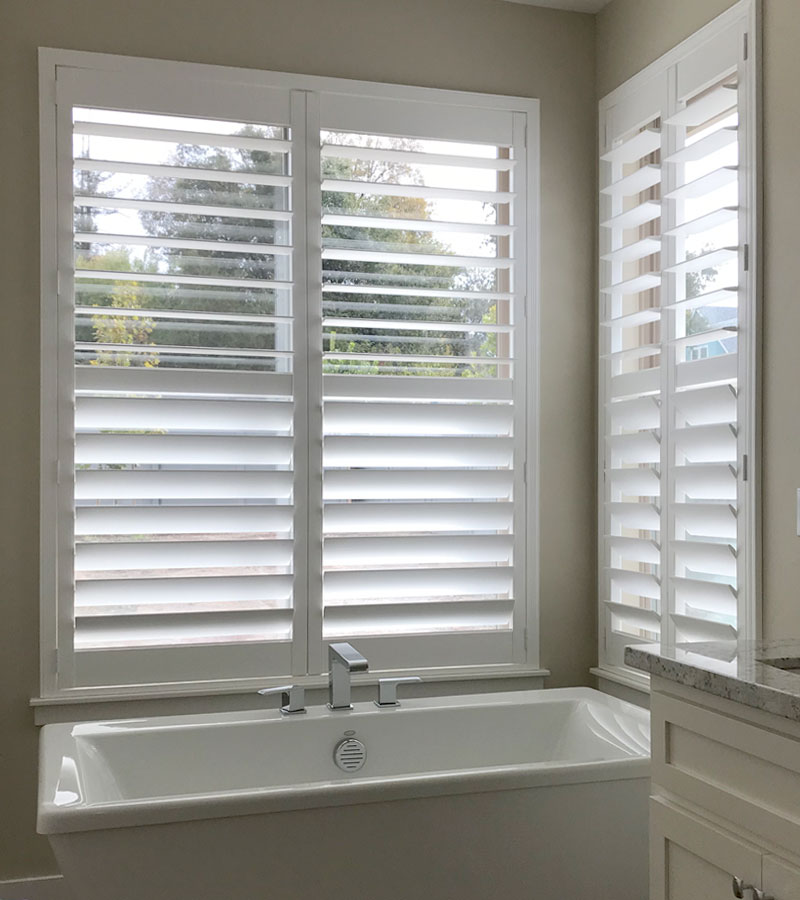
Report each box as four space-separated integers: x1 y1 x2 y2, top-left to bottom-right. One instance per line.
258 684 306 716
375 676 422 708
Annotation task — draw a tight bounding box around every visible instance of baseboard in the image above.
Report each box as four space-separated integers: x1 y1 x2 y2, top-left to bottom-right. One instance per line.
0 876 71 900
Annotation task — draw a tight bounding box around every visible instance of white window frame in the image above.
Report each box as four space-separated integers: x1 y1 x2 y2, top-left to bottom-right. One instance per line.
38 48 542 702
594 0 762 692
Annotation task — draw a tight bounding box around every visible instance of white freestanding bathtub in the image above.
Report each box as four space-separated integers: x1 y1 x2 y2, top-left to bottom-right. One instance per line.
39 687 650 900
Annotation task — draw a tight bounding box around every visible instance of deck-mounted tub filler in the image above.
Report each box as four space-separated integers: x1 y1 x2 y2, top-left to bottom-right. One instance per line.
39 687 650 900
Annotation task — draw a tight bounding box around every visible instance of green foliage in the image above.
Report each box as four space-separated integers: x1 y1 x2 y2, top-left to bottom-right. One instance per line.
684 244 719 337
73 154 113 249
319 136 498 377
76 250 159 368
79 128 502 377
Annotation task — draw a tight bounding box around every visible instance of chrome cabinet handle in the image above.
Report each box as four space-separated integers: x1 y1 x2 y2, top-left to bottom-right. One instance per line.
375 676 422 707
258 684 306 715
732 878 774 900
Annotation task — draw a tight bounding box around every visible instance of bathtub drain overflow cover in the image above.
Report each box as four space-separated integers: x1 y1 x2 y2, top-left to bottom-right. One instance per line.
334 737 367 772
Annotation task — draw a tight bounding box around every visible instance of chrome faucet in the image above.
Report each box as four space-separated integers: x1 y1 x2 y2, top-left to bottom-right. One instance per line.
258 684 306 716
328 642 369 710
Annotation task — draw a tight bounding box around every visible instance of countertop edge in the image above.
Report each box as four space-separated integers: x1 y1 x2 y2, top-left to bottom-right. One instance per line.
624 645 800 725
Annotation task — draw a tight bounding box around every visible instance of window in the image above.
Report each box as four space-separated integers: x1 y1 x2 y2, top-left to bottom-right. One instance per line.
39 52 539 696
597 0 759 679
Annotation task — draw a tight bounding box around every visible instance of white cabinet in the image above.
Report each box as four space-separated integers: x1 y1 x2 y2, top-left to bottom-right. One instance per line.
763 855 800 899
649 677 800 900
650 798 762 900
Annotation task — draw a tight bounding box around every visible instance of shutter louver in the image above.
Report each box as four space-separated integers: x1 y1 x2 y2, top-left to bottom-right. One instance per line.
70 106 298 666
319 127 523 666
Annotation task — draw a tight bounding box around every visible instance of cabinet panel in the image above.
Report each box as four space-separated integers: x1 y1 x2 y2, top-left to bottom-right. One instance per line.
668 843 741 899
651 692 800 857
650 797 762 900
763 855 800 900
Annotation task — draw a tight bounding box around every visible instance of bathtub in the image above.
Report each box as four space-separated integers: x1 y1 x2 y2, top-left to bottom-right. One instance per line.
39 687 650 900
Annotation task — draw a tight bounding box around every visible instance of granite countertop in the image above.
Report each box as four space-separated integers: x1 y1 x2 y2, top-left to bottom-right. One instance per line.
625 639 800 723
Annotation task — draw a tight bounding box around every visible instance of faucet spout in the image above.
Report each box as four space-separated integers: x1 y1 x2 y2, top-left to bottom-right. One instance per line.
328 642 369 710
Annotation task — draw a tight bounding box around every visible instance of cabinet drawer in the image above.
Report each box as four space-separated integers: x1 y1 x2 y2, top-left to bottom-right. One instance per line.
650 797 762 900
652 692 800 857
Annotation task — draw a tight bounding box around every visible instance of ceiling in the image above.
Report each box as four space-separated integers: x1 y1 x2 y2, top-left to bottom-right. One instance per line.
504 0 612 12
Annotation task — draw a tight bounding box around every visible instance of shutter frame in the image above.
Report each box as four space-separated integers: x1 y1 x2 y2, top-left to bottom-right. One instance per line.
39 52 541 696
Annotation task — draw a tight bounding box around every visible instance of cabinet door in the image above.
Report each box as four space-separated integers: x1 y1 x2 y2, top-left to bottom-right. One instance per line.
650 797 763 900
763 855 800 900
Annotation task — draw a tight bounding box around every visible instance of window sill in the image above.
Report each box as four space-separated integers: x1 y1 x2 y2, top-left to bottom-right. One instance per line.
32 663 550 725
590 664 651 694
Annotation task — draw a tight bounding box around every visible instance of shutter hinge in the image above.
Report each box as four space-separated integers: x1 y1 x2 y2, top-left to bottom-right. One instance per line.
743 243 750 272
524 628 529 651
742 453 749 482
743 32 749 61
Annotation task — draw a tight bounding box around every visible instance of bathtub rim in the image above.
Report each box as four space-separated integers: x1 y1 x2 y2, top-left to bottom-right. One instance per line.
38 686 650 835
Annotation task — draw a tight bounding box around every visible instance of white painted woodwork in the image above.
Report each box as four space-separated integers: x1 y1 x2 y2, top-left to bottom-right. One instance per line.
763 855 800 899
650 798 762 900
649 676 800 900
38 48 541 696
596 0 759 679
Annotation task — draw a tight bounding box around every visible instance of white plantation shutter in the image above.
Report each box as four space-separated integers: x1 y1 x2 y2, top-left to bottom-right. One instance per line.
40 57 539 694
314 98 530 671
600 73 666 665
665 55 748 646
598 2 758 673
48 70 306 686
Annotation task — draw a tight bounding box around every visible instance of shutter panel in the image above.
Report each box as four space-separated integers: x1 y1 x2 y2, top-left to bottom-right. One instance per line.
317 107 527 669
599 5 756 672
666 70 742 644
67 94 300 683
600 83 664 650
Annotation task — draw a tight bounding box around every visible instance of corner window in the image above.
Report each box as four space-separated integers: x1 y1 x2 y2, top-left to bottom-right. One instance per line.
597 0 759 678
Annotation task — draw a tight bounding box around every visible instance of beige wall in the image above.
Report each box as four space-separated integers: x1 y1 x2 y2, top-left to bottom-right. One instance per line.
595 0 737 96
597 0 800 640
0 0 597 879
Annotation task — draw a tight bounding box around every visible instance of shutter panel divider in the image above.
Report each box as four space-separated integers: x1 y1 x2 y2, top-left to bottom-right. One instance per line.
661 60 680 652
296 88 322 676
